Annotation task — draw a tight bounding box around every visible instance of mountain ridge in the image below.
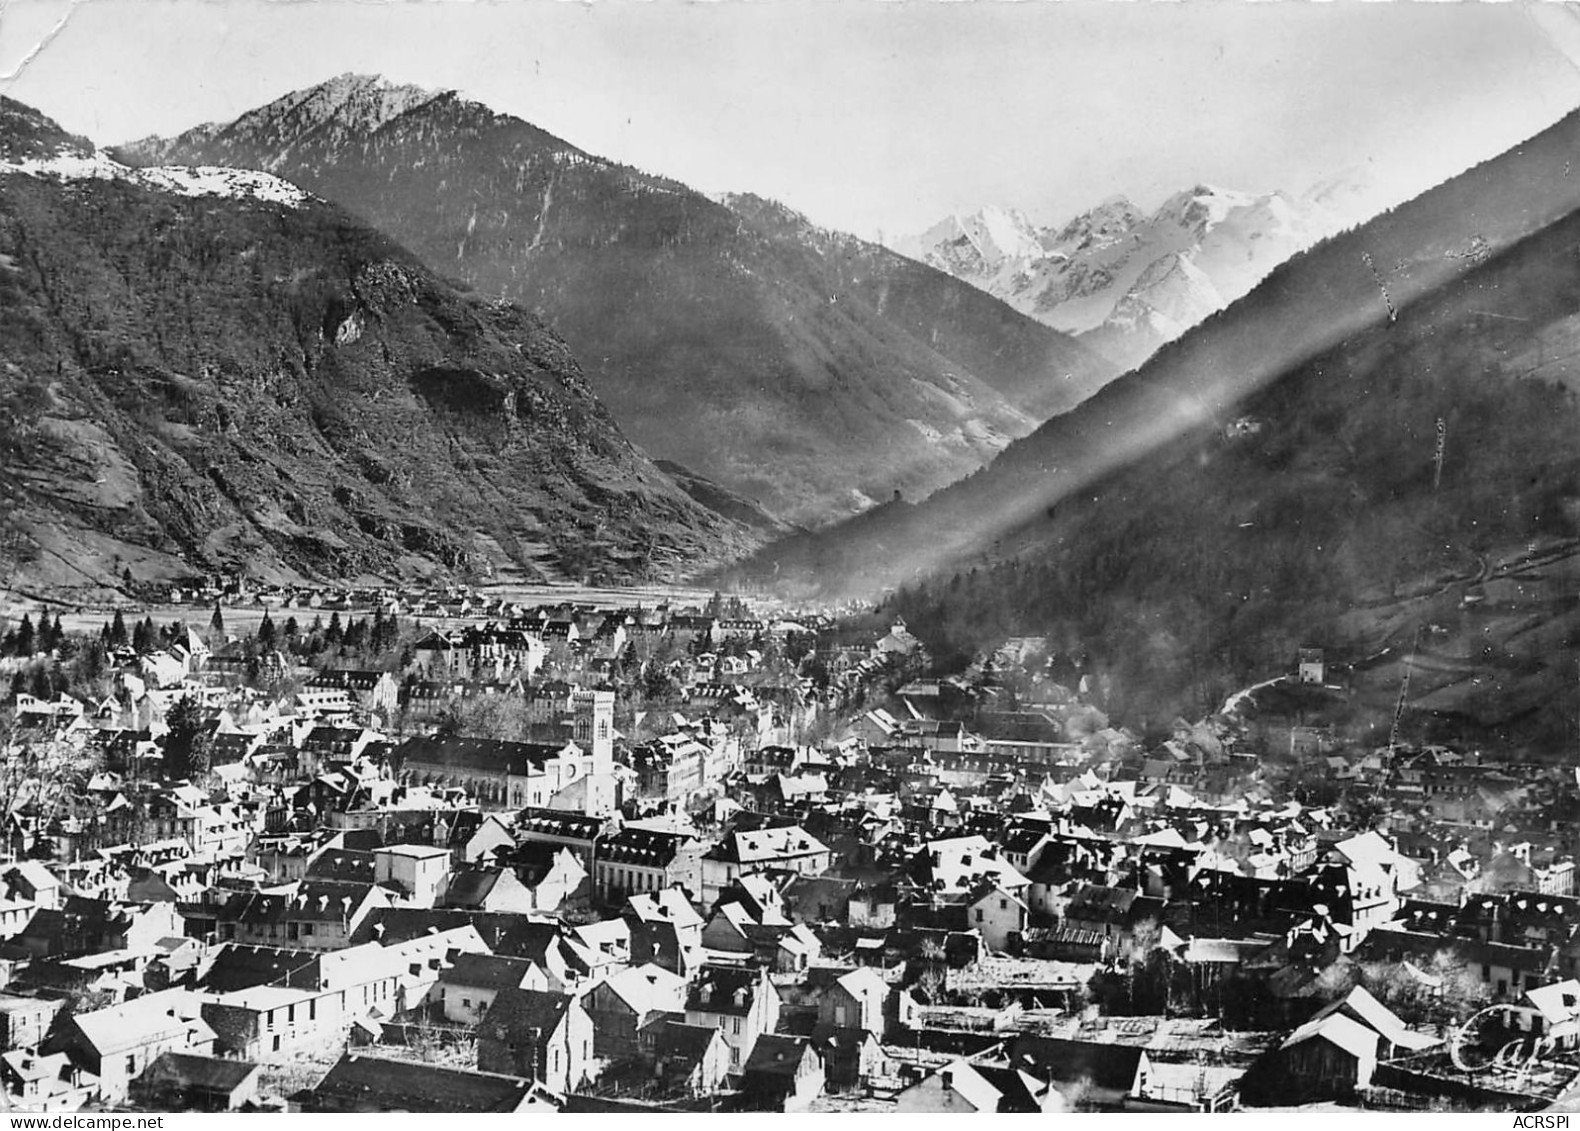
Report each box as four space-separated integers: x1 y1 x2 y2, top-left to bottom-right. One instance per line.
117 74 1116 525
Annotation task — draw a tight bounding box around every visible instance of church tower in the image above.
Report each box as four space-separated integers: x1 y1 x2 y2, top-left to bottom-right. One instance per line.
571 688 617 815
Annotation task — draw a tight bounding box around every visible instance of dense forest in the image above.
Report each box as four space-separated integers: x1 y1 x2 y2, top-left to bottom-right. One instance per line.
883 204 1580 747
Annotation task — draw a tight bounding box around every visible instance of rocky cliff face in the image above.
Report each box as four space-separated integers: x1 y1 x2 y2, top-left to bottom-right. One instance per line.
120 75 1114 525
0 96 758 596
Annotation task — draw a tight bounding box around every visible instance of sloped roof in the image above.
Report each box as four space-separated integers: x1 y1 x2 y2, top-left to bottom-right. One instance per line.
1526 979 1580 1026
198 944 319 993
917 835 1030 891
834 966 888 1003
5 861 58 892
304 851 377 884
711 825 828 865
233 881 382 925
481 987 574 1043
1311 985 1438 1052
305 670 390 692
967 881 1029 912
971 1065 1046 1113
743 1033 815 1078
143 1052 259 1094
304 1054 544 1113
709 902 753 934
569 917 630 953
912 1060 1001 1113
1280 1011 1379 1061
353 907 533 948
1010 1036 1145 1091
598 963 687 1015
600 827 697 868
641 1017 721 1064
440 867 506 910
1065 884 1139 922
70 989 215 1056
626 888 703 930
1331 830 1402 872
686 965 764 1015
396 734 564 777
441 952 539 992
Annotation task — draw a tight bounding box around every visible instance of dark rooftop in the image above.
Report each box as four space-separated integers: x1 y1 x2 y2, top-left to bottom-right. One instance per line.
300 1053 541 1113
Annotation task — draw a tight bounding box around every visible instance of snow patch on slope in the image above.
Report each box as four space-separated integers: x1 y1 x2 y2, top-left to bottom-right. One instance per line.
1 144 310 206
135 165 310 205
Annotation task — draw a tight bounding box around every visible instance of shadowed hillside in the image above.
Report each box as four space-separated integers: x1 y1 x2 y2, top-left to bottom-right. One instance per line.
881 207 1580 750
0 97 759 596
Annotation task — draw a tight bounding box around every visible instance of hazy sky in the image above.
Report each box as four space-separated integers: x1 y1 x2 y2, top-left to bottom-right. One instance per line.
4 0 1580 239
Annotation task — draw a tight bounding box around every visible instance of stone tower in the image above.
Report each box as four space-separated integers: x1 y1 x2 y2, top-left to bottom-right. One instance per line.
571 688 617 815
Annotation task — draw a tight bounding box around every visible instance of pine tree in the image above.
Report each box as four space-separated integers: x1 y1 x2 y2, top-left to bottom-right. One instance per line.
15 615 34 657
209 603 226 637
163 695 213 781
326 612 343 647
371 609 400 655
71 638 108 687
132 617 155 655
108 609 128 650
257 611 277 650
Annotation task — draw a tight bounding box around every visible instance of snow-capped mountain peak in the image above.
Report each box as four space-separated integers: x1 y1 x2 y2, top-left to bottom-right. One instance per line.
902 177 1377 371
898 205 1042 276
1049 195 1146 255
1153 184 1260 236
